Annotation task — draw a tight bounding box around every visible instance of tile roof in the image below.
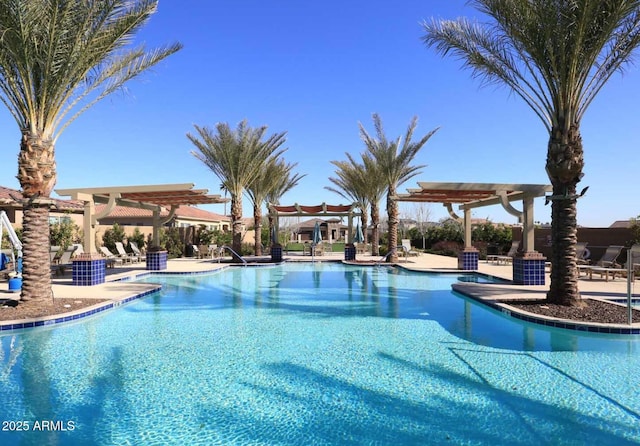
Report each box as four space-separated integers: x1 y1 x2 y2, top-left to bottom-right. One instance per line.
0 185 84 210
95 204 228 222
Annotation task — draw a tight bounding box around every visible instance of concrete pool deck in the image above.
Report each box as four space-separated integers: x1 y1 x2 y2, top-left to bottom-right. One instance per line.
1 251 639 332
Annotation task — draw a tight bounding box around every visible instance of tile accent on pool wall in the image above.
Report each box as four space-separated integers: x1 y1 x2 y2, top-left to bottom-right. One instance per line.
0 288 159 333
452 283 640 335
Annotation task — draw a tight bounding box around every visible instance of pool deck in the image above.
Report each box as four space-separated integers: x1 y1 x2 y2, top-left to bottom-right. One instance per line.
1 251 639 332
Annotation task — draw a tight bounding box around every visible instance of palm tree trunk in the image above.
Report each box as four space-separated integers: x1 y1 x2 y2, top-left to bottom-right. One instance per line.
371 202 380 256
21 203 53 301
545 125 584 306
254 202 262 256
387 187 399 263
361 207 369 244
231 195 243 261
17 131 57 302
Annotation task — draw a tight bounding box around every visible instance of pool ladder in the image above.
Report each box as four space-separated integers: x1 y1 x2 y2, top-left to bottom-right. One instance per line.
218 245 248 266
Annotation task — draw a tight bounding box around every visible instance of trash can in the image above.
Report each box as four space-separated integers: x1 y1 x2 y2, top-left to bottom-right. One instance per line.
271 244 283 262
8 277 22 292
344 243 356 261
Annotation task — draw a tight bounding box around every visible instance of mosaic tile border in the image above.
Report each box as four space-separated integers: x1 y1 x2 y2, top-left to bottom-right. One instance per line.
453 287 640 335
0 288 159 333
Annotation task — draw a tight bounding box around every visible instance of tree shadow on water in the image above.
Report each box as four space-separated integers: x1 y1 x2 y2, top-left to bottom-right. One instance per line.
194 354 640 446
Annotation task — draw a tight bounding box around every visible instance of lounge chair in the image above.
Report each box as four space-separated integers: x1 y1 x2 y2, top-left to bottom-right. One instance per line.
582 245 625 280
492 241 520 265
50 245 61 263
100 246 123 268
401 239 420 257
115 242 139 263
575 242 591 264
51 245 77 276
130 241 146 261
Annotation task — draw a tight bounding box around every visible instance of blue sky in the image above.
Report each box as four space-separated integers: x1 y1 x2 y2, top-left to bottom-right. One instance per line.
0 0 637 227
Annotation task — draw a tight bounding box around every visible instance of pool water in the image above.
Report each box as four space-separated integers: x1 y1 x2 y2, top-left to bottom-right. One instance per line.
1 263 639 445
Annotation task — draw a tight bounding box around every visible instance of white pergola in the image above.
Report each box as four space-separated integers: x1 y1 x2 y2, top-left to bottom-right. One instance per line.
55 183 228 255
395 182 552 253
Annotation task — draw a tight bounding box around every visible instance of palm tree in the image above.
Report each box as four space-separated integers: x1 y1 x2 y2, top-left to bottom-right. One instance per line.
188 121 287 259
422 0 640 306
246 156 301 255
0 0 181 302
326 153 386 255
360 114 438 262
265 161 305 249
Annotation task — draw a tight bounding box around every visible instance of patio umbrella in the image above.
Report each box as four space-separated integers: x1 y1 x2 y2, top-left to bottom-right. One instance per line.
354 224 364 244
312 221 322 245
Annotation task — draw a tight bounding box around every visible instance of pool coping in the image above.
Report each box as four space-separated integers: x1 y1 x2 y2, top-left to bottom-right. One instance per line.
1 263 639 334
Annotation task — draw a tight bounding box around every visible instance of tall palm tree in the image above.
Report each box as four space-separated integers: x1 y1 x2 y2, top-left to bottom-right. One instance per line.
265 161 305 248
326 152 386 255
326 155 370 243
361 153 386 256
0 0 181 302
422 0 640 306
360 114 438 262
188 121 287 259
246 156 300 255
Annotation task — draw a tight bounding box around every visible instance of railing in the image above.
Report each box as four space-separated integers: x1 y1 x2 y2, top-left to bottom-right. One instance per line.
374 246 405 267
218 246 247 266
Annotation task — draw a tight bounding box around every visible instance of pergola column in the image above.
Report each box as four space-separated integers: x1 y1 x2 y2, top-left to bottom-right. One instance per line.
512 195 546 285
458 208 478 271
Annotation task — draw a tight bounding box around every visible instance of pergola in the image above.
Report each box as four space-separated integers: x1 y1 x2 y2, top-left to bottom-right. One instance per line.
268 203 362 243
395 182 552 253
55 183 228 254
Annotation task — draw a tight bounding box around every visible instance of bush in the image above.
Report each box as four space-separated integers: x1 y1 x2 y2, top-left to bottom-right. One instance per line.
128 228 146 252
160 227 184 258
428 240 463 257
51 220 81 250
102 223 126 252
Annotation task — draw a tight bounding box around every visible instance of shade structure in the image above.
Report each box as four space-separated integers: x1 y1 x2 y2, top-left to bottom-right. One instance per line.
354 224 364 243
312 221 322 244
271 226 278 245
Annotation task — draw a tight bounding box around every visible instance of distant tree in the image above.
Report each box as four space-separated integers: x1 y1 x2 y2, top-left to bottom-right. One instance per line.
247 157 303 255
423 0 640 305
326 153 386 254
0 0 181 302
189 121 287 260
360 114 438 262
265 162 305 248
102 224 126 253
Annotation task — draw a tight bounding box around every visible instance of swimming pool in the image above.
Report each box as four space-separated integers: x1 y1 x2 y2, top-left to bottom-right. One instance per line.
1 263 639 445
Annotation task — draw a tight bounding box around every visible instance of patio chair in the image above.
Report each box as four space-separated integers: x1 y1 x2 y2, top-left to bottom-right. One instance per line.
312 242 325 256
198 245 211 259
100 246 123 268
493 241 520 265
208 244 218 258
582 245 625 281
401 239 420 257
115 242 139 263
575 242 590 265
51 245 77 276
130 241 146 261
50 245 61 263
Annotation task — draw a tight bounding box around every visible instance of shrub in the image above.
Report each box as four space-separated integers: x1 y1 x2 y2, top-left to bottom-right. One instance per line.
51 220 81 250
102 223 126 252
429 240 463 257
128 228 146 252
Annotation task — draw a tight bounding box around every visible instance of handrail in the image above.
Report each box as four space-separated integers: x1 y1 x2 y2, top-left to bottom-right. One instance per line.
219 245 247 266
374 246 405 267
